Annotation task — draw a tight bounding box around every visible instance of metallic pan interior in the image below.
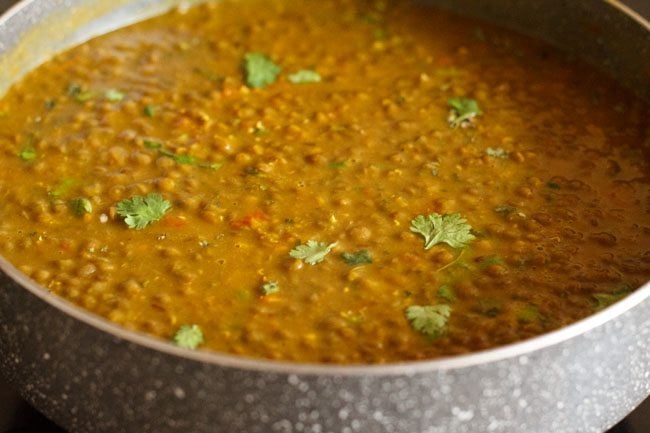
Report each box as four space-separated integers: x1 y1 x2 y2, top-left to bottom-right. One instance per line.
0 1 648 433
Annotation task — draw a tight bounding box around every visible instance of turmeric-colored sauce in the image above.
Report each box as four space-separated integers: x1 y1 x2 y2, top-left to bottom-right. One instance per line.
0 0 648 363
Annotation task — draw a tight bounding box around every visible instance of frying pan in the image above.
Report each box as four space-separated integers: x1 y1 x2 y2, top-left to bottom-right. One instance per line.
0 1 649 432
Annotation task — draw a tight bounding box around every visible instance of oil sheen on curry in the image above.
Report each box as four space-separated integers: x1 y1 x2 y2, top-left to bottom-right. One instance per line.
0 0 648 364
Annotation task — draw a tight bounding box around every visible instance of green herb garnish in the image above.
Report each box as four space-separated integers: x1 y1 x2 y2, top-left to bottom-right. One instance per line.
143 139 163 149
262 281 280 295
329 161 347 169
341 250 373 266
448 97 481 128
289 240 338 265
18 147 37 161
486 147 509 159
593 284 634 310
517 305 541 323
437 285 455 302
48 178 76 199
243 53 282 89
104 89 125 102
70 197 93 215
288 70 322 84
116 193 171 230
410 213 476 249
480 255 505 269
173 325 204 350
158 148 197 166
406 305 451 339
67 83 93 102
143 105 157 117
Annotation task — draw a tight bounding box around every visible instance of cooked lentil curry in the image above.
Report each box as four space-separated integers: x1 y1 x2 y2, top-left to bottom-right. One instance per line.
0 0 649 364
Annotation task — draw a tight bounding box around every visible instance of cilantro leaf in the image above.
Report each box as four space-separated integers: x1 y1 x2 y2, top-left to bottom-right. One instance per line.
18 147 37 161
143 105 157 117
48 178 76 199
593 284 634 310
163 151 196 165
410 213 476 249
104 89 125 102
289 240 338 265
67 83 94 102
262 281 280 295
447 97 481 128
341 249 373 266
486 147 509 159
143 139 162 149
406 305 451 339
70 197 93 215
173 324 204 350
437 285 455 302
517 305 541 323
243 53 282 89
288 70 322 84
479 255 505 269
116 193 171 230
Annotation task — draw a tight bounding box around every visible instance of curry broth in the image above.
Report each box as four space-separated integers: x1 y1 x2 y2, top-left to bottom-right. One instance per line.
0 0 648 363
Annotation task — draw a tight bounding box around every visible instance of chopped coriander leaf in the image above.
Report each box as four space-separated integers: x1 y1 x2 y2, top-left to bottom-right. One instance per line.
173 154 196 165
44 99 56 110
159 149 196 165
200 162 223 170
173 324 204 350
18 147 36 161
262 281 280 295
66 83 82 96
290 240 338 265
143 105 157 117
116 193 172 230
104 89 125 102
66 83 93 102
593 284 633 310
447 97 481 128
243 52 282 89
329 161 347 169
406 305 451 339
479 255 505 269
410 213 476 249
143 139 162 149
288 70 322 84
341 249 373 266
437 285 455 302
486 147 509 159
70 197 93 215
517 305 541 323
48 178 76 199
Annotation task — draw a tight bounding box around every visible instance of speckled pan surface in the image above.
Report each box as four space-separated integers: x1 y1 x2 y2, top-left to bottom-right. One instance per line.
0 1 649 432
